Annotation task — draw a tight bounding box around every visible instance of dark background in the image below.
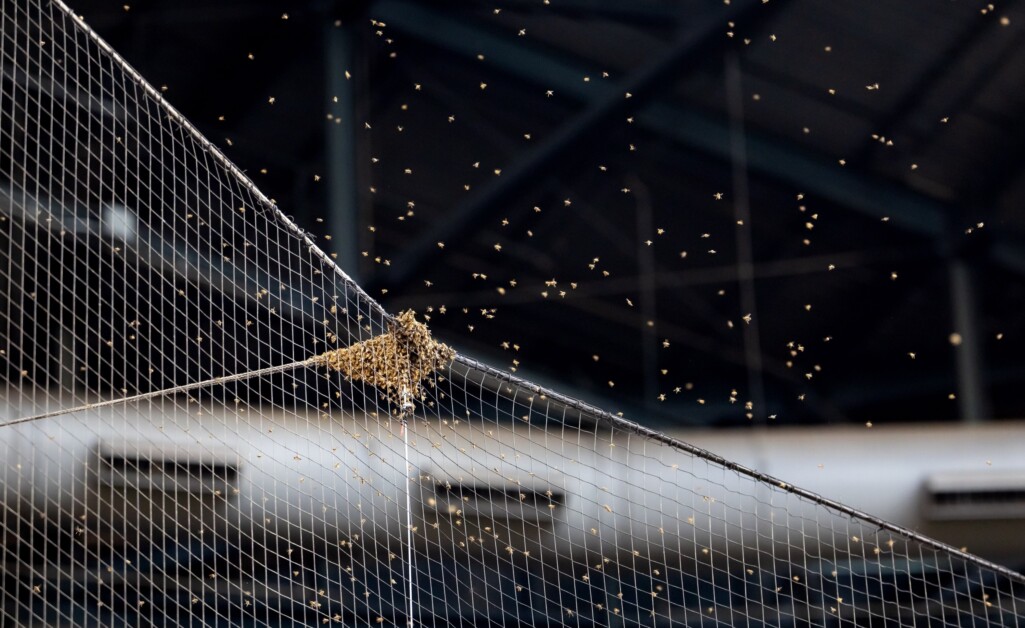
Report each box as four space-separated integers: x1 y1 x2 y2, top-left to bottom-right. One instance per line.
68 0 1025 428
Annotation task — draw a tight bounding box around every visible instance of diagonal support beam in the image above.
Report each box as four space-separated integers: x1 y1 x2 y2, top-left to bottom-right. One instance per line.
853 0 1021 165
494 0 695 24
370 0 775 293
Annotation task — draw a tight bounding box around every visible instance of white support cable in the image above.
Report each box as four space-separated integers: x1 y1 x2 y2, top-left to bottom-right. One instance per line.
402 417 417 628
0 358 313 428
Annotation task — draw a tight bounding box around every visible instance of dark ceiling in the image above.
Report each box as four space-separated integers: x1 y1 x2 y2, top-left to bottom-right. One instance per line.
64 0 1025 427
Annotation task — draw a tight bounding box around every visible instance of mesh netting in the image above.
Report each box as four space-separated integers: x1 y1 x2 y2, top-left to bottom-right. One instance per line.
1 1 1024 626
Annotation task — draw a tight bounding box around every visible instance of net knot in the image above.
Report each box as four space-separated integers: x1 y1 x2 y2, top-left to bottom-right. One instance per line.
312 310 455 411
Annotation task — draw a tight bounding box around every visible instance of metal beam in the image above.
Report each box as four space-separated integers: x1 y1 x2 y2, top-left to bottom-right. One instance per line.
376 0 949 246
547 295 847 423
370 0 774 293
969 78 1025 202
827 365 1025 412
493 0 691 24
388 246 930 309
725 53 767 422
0 184 328 328
630 177 660 409
992 239 1025 277
897 27 1025 167
852 1 1020 164
948 259 990 422
325 18 362 280
80 3 318 29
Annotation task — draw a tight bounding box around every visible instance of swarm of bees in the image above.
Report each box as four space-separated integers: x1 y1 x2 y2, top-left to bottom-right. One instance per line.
312 309 455 407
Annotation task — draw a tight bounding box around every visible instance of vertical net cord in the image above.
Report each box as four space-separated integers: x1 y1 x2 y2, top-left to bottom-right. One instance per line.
402 416 417 628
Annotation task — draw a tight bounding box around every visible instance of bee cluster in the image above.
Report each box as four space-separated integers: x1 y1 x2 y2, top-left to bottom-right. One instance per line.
312 309 455 408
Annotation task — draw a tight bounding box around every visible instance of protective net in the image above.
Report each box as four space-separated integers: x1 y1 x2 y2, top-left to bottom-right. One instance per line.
1 1 1024 626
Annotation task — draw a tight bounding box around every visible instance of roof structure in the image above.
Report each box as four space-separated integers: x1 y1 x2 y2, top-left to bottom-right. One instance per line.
69 0 1025 426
